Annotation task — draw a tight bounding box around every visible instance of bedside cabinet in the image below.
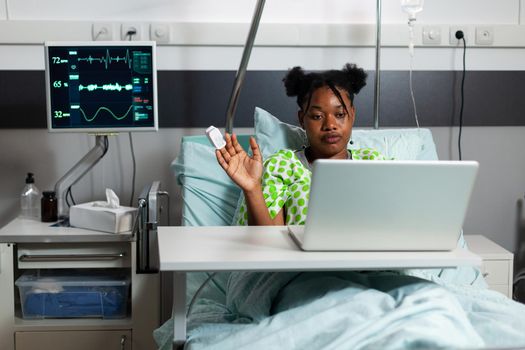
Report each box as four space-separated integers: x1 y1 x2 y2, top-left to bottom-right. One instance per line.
464 235 514 298
0 218 160 350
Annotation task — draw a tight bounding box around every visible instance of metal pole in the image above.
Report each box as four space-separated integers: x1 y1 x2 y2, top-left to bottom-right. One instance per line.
224 0 266 134
373 0 382 129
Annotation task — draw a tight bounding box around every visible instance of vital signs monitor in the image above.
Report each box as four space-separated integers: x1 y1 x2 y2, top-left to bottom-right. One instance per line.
45 41 158 132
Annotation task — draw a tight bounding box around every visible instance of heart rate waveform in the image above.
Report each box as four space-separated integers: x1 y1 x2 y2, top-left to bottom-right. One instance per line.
74 105 134 122
76 49 132 69
78 83 133 92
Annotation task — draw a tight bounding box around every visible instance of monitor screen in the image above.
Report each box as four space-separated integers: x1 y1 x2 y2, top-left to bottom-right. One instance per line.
45 41 158 132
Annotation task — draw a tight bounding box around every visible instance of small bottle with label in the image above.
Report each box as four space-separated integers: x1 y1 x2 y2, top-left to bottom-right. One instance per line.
41 191 58 222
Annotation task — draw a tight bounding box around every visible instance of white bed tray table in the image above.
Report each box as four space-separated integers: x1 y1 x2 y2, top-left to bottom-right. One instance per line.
158 225 482 347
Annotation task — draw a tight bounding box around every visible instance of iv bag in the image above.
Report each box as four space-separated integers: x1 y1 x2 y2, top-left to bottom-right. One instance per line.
401 0 424 57
401 0 424 20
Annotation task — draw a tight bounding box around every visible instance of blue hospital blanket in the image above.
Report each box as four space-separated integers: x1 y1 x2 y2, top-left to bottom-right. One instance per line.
154 270 525 350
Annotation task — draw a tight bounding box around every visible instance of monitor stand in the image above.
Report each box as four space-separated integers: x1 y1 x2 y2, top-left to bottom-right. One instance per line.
54 135 108 220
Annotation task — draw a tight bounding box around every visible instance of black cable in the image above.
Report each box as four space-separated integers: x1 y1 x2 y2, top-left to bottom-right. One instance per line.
68 186 76 206
65 187 71 207
457 34 466 161
126 30 136 41
102 135 109 157
129 133 137 207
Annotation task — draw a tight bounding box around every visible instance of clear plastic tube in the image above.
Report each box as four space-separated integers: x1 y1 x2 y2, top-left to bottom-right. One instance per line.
409 54 420 129
401 0 423 128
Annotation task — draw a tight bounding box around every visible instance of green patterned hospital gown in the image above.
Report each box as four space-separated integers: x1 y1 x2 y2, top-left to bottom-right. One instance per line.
235 148 385 225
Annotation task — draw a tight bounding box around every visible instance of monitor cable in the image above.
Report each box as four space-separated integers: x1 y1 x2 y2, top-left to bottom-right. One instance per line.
129 133 137 207
66 187 76 207
126 29 138 207
456 30 467 161
65 188 71 208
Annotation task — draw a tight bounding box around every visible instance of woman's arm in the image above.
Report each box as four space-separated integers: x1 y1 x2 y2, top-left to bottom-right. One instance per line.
244 184 285 226
216 134 284 225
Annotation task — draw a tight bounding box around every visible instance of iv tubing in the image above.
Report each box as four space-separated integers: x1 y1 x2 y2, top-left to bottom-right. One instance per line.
409 54 420 129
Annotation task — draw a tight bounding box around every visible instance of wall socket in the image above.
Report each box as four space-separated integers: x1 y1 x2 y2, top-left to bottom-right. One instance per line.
150 23 170 44
476 26 494 45
449 26 469 45
121 23 143 41
92 23 113 41
422 26 442 45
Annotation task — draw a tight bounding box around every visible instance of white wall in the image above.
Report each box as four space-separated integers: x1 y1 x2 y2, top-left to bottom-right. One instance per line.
1 0 525 260
0 0 520 23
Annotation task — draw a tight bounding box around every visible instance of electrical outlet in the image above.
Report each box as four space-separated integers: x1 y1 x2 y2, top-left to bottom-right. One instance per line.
121 23 143 41
476 26 494 45
150 23 170 44
422 26 441 45
449 26 469 45
92 23 113 41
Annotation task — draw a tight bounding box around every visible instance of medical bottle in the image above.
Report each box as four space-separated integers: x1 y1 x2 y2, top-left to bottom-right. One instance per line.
400 0 424 57
400 0 424 20
20 172 41 220
41 191 58 222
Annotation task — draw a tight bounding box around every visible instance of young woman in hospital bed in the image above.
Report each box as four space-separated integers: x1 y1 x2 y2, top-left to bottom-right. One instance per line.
155 65 525 350
217 63 384 226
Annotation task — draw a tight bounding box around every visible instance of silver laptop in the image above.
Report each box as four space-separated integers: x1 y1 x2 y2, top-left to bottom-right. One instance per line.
288 160 479 251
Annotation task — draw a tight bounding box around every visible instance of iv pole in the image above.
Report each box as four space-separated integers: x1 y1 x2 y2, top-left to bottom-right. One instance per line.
224 0 266 134
223 0 382 133
373 0 382 129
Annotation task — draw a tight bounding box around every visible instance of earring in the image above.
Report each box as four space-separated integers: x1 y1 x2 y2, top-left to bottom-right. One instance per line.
349 139 354 145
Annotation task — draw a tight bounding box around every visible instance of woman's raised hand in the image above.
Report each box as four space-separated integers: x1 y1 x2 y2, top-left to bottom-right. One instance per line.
216 133 263 192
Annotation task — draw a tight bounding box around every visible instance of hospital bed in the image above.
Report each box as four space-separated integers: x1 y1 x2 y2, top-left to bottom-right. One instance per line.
153 107 525 350
155 1 525 347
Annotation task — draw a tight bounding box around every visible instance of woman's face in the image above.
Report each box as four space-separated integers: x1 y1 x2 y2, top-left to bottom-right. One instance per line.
298 86 355 161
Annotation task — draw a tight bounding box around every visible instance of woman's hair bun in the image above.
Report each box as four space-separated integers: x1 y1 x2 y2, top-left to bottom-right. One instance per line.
282 63 367 108
342 63 367 95
283 66 307 97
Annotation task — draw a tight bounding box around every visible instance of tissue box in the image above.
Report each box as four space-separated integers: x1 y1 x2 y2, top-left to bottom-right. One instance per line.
70 202 137 233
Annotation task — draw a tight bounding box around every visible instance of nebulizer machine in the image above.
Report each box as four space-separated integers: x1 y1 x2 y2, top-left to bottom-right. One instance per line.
401 0 424 128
